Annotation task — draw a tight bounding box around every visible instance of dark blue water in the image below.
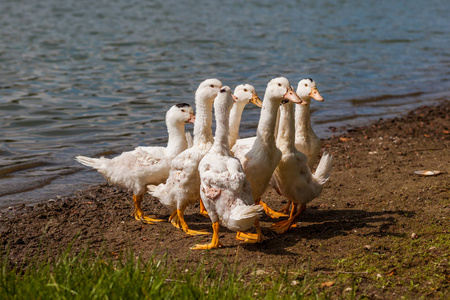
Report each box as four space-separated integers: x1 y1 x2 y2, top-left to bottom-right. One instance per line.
1 0 449 207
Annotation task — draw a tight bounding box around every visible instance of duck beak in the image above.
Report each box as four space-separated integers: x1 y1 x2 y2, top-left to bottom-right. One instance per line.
284 87 306 105
232 94 238 103
310 88 324 101
250 93 262 107
187 113 196 124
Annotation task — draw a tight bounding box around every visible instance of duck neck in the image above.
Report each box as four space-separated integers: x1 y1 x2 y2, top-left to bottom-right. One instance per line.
166 121 188 156
295 99 312 135
193 97 214 146
211 104 231 156
256 92 281 146
274 108 280 140
277 101 296 152
228 102 246 147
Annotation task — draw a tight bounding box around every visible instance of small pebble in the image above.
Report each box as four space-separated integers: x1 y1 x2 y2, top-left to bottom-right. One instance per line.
411 233 417 239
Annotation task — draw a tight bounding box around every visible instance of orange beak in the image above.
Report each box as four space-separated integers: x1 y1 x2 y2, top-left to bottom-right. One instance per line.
250 93 263 107
283 87 306 105
187 113 196 124
232 94 238 103
310 88 324 101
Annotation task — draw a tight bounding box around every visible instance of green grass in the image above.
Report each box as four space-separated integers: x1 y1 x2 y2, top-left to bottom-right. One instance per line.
3 230 447 299
0 247 329 300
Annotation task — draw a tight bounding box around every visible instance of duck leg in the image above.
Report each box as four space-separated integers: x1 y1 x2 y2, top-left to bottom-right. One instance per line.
191 222 223 250
177 208 210 235
278 201 292 215
131 195 164 224
199 198 209 217
169 210 181 228
256 198 288 219
235 219 265 243
271 203 298 230
271 203 306 234
289 202 299 228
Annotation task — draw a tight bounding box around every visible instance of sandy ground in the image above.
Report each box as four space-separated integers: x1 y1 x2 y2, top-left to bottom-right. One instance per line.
1 100 449 298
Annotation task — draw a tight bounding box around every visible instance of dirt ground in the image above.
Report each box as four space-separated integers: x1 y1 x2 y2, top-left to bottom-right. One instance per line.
1 101 449 299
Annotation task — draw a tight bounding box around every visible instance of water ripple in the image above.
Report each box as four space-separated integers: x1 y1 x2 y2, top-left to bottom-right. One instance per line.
0 0 449 207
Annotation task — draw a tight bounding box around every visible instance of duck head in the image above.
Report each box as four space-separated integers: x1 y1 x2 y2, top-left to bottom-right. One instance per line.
195 78 223 104
215 86 235 114
267 77 306 105
167 103 195 125
233 84 262 108
296 78 324 103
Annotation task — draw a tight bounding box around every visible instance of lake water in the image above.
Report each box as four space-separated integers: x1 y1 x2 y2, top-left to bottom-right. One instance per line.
1 0 449 208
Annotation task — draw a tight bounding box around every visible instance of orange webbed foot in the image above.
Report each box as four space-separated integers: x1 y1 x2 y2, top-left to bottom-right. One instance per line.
259 200 288 219
191 222 221 249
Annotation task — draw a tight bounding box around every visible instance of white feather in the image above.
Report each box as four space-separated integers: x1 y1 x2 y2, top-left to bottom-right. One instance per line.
313 152 332 185
75 104 193 196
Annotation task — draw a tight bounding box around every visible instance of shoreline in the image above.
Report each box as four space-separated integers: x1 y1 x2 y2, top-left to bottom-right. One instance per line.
1 100 449 298
0 96 445 210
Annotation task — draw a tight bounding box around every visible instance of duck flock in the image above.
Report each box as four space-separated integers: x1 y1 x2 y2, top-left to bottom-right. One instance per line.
76 77 332 250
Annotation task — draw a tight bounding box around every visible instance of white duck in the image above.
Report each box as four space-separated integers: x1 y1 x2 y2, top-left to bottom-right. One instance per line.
232 77 305 242
197 83 262 217
76 103 195 224
271 99 332 234
194 86 263 250
276 78 324 213
294 78 324 168
228 84 262 149
148 78 222 235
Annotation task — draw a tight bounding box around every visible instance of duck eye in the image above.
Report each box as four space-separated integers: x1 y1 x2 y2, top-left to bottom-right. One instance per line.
210 84 214 88
305 84 308 87
181 109 185 112
278 83 282 87
244 89 248 92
